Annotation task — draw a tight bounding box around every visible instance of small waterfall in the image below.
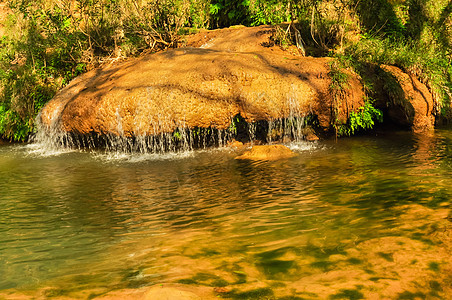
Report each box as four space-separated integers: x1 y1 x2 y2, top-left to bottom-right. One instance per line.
32 113 238 155
266 116 306 143
30 104 78 155
247 122 256 145
32 94 314 155
264 94 308 144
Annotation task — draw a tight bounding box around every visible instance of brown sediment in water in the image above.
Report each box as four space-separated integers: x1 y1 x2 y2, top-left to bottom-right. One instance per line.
104 205 452 299
1 204 449 300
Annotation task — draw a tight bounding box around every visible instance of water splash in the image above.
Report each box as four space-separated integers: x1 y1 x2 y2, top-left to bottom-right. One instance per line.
32 96 315 156
29 104 78 156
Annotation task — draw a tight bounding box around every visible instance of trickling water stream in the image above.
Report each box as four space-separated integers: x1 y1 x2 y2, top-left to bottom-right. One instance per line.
1 129 451 299
34 104 313 155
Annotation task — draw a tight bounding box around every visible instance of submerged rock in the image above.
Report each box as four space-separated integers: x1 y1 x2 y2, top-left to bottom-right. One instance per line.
91 285 207 299
235 144 296 160
227 140 245 149
144 287 201 300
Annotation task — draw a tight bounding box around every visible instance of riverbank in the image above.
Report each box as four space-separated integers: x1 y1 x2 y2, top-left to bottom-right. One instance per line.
1 0 451 142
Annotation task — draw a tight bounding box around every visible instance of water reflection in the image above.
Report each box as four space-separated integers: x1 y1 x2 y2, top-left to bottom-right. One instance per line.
0 130 451 299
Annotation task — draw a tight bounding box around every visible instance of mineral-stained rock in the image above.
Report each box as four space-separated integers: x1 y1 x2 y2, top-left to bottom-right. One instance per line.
306 133 319 141
227 140 245 148
235 144 296 160
39 26 365 141
380 65 435 132
90 285 205 300
144 286 201 300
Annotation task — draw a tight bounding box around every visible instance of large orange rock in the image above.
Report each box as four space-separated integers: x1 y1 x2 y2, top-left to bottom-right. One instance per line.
39 26 364 139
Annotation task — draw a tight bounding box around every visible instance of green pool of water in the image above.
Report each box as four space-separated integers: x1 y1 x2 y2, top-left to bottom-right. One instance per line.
0 130 451 299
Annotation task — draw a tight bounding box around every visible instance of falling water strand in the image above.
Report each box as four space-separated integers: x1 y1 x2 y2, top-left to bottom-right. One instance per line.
248 122 256 145
32 94 310 154
30 104 77 155
264 95 307 144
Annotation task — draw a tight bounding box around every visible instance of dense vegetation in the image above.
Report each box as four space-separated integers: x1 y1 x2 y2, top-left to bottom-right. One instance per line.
0 0 451 141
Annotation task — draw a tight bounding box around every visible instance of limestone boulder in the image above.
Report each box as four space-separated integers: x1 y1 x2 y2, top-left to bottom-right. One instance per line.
39 26 365 139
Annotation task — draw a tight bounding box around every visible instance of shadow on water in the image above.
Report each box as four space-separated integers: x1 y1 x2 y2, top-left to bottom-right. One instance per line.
0 129 451 299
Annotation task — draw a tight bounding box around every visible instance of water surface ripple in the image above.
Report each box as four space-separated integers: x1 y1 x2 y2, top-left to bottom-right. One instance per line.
0 130 451 299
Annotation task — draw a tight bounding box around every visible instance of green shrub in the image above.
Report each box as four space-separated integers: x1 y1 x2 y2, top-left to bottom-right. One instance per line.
337 100 383 136
328 57 383 137
209 0 251 28
249 0 292 26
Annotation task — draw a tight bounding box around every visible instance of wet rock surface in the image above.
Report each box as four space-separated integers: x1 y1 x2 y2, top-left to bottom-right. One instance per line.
94 285 204 300
235 144 297 160
39 26 365 140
